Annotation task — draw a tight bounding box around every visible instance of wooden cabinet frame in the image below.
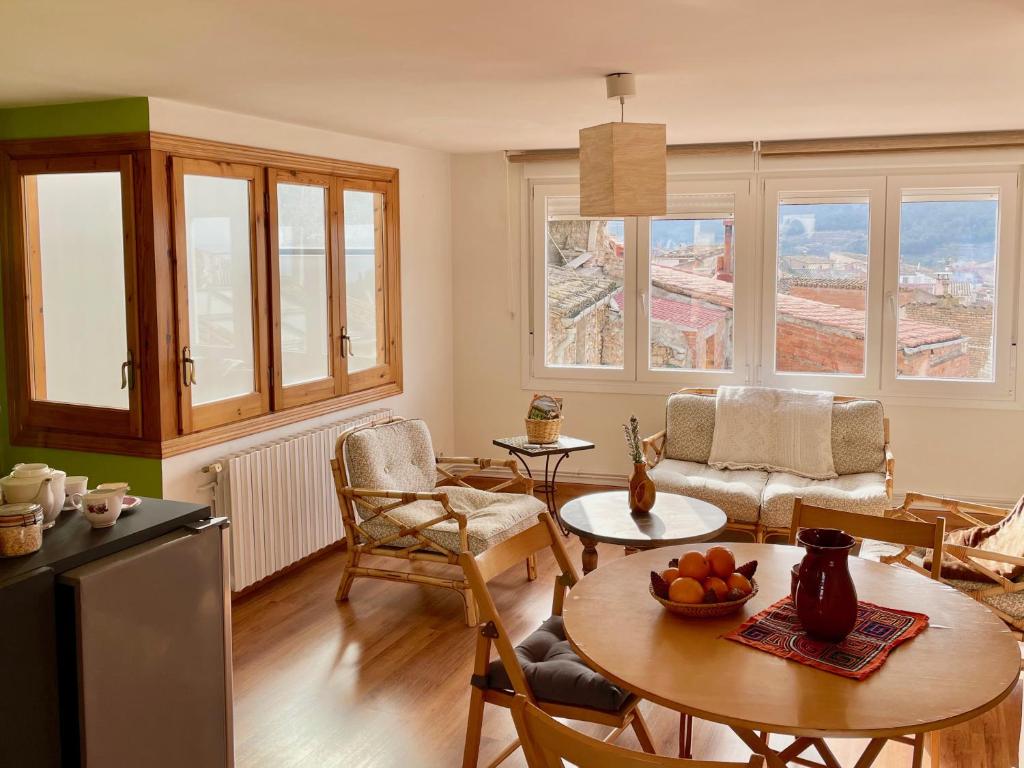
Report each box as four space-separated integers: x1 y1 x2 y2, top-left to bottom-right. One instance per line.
1 132 403 458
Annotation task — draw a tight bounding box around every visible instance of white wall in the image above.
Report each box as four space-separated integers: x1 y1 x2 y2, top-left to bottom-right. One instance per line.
451 151 1024 506
152 99 454 502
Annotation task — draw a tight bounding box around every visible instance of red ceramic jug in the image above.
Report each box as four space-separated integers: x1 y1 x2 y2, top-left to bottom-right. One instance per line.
794 527 858 642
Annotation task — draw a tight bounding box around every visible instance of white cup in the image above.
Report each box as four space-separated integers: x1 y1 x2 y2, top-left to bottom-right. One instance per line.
74 489 125 529
64 476 88 506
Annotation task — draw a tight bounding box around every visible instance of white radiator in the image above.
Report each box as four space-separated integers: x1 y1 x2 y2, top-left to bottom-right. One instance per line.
211 408 392 591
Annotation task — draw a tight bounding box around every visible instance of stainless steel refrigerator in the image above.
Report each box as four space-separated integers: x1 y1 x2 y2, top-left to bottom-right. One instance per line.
59 517 233 768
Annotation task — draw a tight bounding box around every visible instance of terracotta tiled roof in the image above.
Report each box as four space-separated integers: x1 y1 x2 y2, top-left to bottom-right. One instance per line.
546 265 619 320
650 264 962 348
650 264 735 308
779 276 867 291
612 290 727 330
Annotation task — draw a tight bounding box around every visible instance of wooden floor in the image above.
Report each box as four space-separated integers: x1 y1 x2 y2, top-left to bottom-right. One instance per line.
232 484 1023 768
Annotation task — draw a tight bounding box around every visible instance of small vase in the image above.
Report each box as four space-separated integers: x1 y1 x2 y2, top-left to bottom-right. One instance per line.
794 528 858 642
628 462 656 514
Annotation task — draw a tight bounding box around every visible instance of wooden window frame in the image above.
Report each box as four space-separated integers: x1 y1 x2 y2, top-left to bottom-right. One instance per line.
268 168 344 409
171 157 271 433
1 132 403 458
4 153 143 439
341 178 400 393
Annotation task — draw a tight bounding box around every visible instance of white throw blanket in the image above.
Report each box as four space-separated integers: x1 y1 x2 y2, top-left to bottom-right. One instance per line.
708 386 837 480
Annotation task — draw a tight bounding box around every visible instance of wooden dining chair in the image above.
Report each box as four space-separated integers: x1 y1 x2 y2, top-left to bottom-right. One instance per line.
511 694 764 768
789 499 947 768
461 511 656 768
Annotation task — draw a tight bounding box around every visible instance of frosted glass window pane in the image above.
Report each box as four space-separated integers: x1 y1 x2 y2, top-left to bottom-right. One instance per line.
183 175 256 405
34 172 129 409
344 190 382 373
277 183 330 386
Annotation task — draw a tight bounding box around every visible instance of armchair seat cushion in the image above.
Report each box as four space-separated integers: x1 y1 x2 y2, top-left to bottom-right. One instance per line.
485 616 631 712
357 486 545 555
649 459 766 523
761 471 888 530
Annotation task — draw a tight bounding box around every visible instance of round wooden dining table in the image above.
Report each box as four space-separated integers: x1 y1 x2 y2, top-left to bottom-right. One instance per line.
561 543 1021 768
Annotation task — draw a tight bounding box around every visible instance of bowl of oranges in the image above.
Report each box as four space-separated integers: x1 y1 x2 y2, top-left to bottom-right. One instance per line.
649 546 757 618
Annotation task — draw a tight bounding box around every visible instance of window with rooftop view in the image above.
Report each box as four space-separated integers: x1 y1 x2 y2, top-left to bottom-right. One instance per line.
773 196 870 376
543 198 625 369
895 190 999 381
648 197 736 371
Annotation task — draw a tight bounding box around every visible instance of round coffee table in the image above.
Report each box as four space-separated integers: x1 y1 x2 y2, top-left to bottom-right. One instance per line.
562 543 1021 767
559 490 727 574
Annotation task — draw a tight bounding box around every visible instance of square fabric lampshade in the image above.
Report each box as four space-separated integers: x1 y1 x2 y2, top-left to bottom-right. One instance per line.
579 122 666 217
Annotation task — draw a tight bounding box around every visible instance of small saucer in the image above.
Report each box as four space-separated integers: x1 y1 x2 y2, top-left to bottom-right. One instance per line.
63 500 80 512
121 495 142 513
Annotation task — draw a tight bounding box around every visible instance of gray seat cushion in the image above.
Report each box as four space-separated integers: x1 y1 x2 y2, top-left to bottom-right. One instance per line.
485 616 630 712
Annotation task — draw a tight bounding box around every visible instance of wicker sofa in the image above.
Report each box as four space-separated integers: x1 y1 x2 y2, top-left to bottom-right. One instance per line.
642 388 894 542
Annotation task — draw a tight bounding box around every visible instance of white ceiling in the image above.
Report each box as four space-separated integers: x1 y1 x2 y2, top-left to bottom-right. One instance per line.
3 0 1024 153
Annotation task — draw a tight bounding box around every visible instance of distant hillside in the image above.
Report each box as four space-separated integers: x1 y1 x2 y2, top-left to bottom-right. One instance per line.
599 199 997 268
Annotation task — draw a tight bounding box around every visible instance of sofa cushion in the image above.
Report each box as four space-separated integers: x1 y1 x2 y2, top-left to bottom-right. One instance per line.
663 394 886 477
344 419 437 505
485 616 631 712
832 400 886 475
664 393 716 463
650 458 766 524
357 485 545 555
760 471 888 530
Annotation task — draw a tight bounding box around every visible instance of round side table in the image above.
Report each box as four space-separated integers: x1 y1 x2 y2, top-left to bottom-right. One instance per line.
559 490 727 574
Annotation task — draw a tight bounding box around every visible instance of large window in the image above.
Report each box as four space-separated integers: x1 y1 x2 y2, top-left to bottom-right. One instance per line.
531 180 752 387
529 170 1017 401
3 135 402 455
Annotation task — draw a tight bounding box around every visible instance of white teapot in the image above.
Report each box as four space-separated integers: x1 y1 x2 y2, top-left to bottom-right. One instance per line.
2 464 60 529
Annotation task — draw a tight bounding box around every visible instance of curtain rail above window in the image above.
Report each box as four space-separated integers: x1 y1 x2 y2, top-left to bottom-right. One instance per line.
506 129 1024 163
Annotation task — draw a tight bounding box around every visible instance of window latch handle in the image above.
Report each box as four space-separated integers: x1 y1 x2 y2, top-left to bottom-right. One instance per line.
341 327 353 358
182 346 197 387
120 351 135 391
887 291 898 317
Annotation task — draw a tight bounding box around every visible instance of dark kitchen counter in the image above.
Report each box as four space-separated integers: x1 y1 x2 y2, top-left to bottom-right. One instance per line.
0 497 210 583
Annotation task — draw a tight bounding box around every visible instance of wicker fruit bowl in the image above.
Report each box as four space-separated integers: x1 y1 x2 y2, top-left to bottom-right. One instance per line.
649 580 758 618
649 548 758 618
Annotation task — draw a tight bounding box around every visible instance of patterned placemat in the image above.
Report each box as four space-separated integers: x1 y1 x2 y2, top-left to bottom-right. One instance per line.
724 597 929 680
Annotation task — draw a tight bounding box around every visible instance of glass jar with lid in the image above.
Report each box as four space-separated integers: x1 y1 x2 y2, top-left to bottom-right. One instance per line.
0 502 44 557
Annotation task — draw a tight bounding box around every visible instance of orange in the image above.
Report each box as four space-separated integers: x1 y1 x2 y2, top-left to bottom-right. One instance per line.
703 576 729 600
677 551 710 582
660 567 680 585
726 572 753 595
705 546 736 579
668 577 704 604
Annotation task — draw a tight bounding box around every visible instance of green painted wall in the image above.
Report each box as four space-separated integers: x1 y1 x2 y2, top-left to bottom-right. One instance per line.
0 98 162 498
0 97 149 140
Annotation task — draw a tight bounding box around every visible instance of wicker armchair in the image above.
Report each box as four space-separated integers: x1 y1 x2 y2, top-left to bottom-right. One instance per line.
331 418 544 625
893 492 1024 633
